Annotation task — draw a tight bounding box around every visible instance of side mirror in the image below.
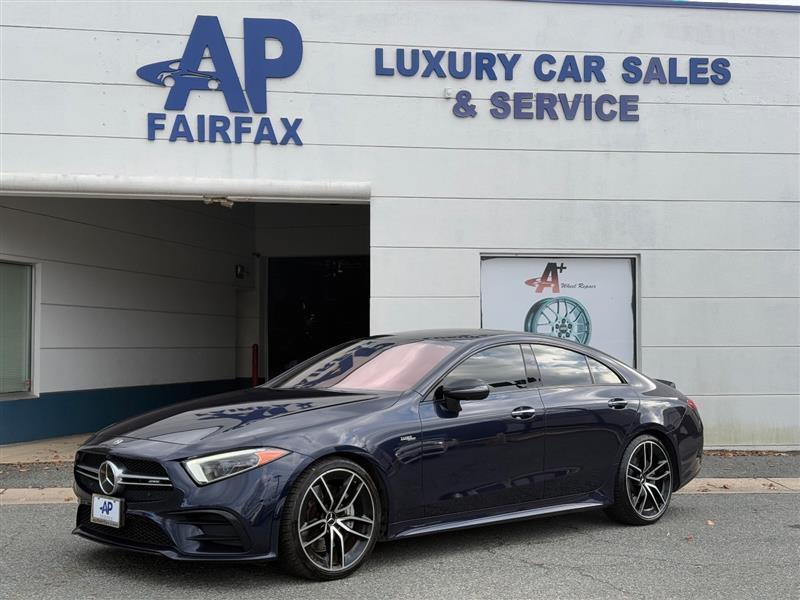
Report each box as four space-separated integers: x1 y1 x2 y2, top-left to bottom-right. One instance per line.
440 378 490 413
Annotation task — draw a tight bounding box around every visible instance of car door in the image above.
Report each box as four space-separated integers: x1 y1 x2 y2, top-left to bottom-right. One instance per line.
531 344 640 499
418 344 546 518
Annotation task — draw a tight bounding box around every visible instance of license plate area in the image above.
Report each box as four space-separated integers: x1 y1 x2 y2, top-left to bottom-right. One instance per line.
90 494 125 528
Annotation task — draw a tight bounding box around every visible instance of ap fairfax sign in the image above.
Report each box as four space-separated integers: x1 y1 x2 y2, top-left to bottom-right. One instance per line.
137 15 303 145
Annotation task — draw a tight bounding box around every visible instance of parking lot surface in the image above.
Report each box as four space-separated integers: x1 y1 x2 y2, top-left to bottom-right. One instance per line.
1 493 798 599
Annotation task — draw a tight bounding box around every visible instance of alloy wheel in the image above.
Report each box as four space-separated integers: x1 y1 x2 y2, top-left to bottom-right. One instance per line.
625 440 672 520
297 468 376 573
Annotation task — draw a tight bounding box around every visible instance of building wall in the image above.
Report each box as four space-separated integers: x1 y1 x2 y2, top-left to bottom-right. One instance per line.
370 202 800 447
1 1 798 446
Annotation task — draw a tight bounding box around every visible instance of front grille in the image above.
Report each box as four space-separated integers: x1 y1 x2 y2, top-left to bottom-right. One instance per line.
77 452 104 469
75 472 175 503
76 504 172 548
76 452 169 478
116 457 170 478
76 471 102 494
74 451 175 503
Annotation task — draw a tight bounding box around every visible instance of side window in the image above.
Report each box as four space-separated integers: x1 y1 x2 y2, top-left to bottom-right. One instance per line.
443 345 526 391
587 357 624 384
532 345 593 387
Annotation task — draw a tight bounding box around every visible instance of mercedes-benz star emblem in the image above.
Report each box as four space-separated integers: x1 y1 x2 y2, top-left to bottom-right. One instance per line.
98 460 123 495
111 438 125 446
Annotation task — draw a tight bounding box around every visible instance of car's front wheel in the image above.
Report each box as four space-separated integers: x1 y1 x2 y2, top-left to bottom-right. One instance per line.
606 434 674 525
278 457 381 580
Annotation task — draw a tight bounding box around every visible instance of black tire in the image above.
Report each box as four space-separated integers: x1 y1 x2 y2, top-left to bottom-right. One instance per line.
278 457 381 580
605 434 674 526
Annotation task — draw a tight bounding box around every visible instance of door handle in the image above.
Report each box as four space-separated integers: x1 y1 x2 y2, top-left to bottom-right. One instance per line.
608 398 628 409
511 406 536 419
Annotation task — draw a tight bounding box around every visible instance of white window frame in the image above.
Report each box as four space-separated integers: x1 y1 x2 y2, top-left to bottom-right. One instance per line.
0 255 40 400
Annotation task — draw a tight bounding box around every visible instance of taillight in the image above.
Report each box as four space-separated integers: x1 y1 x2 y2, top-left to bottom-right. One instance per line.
687 398 699 413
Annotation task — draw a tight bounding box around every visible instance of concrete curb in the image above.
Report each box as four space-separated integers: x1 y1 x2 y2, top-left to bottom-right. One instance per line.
0 487 78 505
1 478 798 505
676 477 800 493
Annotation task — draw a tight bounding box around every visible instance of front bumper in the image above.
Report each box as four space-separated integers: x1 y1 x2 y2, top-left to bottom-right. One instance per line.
72 444 308 561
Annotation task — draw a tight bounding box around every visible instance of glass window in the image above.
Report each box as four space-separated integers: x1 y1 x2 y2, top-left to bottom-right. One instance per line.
444 345 526 390
0 262 33 394
587 357 623 384
277 339 459 392
532 344 592 387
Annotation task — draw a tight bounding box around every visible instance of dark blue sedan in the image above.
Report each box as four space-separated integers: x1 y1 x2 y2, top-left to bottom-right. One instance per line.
73 329 703 579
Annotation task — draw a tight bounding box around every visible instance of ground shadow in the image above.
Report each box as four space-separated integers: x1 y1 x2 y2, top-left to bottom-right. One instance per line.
73 507 632 589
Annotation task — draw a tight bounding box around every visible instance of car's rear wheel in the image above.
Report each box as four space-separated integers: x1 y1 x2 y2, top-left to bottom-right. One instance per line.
606 434 673 525
278 457 380 580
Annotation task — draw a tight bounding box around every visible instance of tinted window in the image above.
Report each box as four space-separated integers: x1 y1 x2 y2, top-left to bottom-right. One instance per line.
587 357 624 384
277 340 459 391
444 345 526 390
532 345 593 387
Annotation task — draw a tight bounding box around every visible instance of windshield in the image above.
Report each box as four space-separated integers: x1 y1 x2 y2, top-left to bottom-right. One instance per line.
275 339 459 392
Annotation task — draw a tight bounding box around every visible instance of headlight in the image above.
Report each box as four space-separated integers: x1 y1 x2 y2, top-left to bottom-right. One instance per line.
183 448 288 485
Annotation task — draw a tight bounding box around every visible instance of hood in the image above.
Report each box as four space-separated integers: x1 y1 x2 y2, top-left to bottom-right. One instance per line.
88 386 392 447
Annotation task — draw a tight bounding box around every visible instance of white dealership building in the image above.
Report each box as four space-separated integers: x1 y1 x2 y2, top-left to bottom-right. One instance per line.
0 0 797 447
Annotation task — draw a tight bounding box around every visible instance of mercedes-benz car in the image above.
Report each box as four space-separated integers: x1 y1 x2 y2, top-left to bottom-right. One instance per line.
73 330 703 580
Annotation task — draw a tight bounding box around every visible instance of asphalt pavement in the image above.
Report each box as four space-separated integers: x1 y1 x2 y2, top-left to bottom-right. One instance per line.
1 493 798 600
0 462 74 488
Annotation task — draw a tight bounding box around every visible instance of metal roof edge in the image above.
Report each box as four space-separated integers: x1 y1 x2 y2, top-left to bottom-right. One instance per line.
517 0 800 14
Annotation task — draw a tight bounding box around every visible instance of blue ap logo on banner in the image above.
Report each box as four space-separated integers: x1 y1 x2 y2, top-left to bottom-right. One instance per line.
137 15 304 145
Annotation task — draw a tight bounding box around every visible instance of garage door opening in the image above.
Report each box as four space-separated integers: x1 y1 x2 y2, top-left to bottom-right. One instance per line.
0 189 370 443
256 202 370 378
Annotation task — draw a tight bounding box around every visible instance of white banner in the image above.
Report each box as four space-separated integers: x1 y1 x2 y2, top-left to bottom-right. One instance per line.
481 256 636 365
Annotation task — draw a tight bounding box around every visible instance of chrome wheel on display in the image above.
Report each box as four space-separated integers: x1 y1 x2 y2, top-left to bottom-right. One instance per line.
625 440 673 520
524 296 592 344
297 468 376 574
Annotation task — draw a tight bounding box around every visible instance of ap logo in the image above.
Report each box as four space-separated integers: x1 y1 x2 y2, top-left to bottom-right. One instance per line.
137 15 304 145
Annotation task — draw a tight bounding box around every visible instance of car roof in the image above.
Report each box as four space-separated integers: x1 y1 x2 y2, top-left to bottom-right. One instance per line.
370 328 560 345
370 328 510 343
